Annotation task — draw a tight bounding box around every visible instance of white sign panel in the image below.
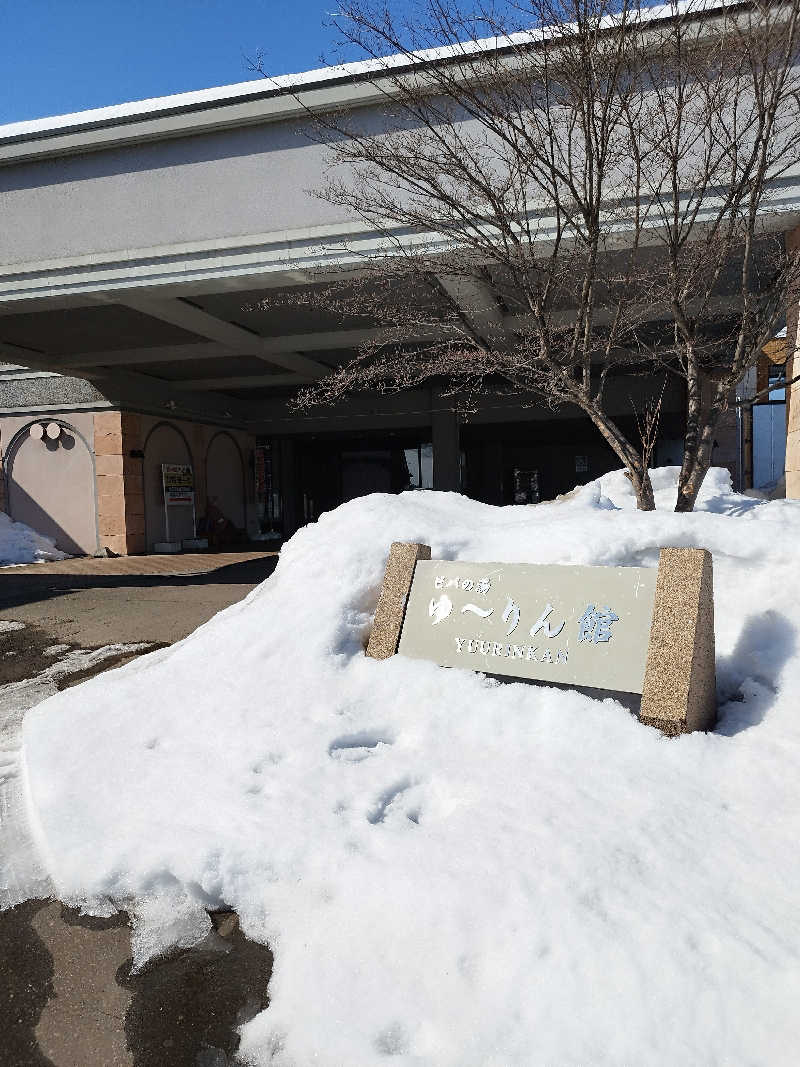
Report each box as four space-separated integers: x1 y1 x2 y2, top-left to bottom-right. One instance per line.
161 464 194 506
398 560 658 694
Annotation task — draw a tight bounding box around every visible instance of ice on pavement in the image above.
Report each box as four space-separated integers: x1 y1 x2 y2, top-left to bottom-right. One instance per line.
15 467 800 1065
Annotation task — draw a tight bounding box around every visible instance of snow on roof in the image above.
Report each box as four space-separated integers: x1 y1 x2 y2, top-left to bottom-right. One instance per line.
0 68 339 142
0 0 726 144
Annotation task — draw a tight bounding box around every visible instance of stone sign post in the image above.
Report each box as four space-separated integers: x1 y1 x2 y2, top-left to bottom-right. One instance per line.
366 542 716 735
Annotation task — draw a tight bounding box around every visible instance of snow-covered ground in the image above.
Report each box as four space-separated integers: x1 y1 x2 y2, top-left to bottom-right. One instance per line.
9 467 800 1065
0 634 153 911
0 511 67 566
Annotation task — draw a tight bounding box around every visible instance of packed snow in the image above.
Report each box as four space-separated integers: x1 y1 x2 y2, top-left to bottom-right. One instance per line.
12 466 800 1065
0 511 66 566
0 637 153 911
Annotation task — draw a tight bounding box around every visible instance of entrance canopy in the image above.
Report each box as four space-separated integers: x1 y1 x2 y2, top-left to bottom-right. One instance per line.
0 21 799 432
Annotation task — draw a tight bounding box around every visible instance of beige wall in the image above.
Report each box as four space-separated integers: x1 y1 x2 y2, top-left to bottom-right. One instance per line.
94 411 145 555
206 432 246 530
142 421 194 548
138 415 255 552
0 409 256 557
1 413 98 555
96 412 255 554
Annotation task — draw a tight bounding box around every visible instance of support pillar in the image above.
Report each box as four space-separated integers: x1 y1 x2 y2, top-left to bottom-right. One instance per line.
432 404 461 492
278 438 299 537
94 411 145 555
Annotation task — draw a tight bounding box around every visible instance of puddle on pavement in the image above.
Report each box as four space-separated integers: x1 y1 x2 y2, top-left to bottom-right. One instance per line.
0 901 273 1067
0 623 66 687
0 899 56 1067
0 620 162 693
121 909 272 1066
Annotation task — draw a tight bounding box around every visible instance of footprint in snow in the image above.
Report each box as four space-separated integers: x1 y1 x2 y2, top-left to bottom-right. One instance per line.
373 1022 410 1056
328 731 393 763
367 778 420 825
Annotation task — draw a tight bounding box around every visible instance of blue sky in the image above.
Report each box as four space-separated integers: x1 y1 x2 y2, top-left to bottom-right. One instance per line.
0 0 348 124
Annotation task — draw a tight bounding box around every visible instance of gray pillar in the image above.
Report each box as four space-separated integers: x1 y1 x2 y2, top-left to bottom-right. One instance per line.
279 437 299 536
432 407 461 492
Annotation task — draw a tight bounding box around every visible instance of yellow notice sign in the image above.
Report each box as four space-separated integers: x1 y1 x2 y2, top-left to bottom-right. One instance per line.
162 464 194 506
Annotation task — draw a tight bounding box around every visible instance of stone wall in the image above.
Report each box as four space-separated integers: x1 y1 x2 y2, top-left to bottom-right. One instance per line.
94 412 146 555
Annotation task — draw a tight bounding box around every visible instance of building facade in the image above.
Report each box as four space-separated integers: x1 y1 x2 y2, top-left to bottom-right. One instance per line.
0 40 797 554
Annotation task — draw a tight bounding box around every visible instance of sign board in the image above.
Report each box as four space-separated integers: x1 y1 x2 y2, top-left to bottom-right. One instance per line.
162 464 194 506
366 543 717 735
161 464 196 544
398 560 657 694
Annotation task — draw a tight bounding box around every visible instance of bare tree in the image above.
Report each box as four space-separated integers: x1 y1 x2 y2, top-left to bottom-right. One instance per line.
256 0 800 510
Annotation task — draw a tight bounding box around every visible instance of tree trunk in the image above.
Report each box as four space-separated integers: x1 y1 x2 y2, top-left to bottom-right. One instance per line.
675 450 714 512
629 466 656 511
675 384 727 512
675 470 703 512
583 403 655 511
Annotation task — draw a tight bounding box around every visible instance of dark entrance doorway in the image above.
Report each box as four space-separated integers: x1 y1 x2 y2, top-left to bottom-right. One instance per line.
461 414 682 505
277 430 433 527
340 450 393 501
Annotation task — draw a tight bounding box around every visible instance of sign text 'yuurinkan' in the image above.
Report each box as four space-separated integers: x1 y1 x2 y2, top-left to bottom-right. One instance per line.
398 560 657 694
366 543 717 735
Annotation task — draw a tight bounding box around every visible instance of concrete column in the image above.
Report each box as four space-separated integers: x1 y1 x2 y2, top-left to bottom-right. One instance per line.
94 411 146 555
432 406 461 492
785 226 800 498
278 438 299 537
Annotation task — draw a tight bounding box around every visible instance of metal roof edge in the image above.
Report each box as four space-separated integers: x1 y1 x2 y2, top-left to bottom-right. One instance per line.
0 0 731 160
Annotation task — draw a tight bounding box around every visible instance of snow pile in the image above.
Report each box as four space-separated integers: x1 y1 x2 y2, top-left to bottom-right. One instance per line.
0 637 153 911
0 511 67 566
17 467 800 1065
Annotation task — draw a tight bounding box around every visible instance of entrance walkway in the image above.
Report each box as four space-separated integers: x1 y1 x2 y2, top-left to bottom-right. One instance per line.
5 548 274 578
0 550 279 646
